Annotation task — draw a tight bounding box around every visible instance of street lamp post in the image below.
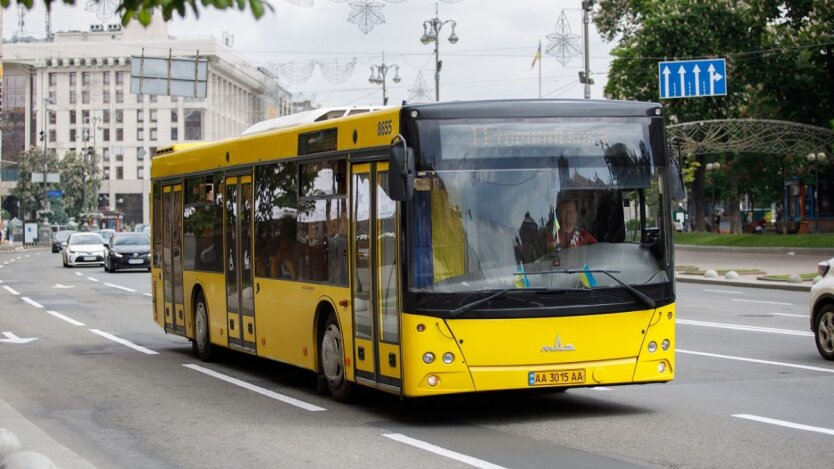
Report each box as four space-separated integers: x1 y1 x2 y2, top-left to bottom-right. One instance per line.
806 151 828 233
420 3 458 102
369 53 401 106
83 115 101 215
706 162 721 232
40 97 55 214
581 0 595 100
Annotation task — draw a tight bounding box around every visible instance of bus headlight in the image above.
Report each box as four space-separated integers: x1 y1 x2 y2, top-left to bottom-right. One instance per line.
427 375 440 387
422 352 435 364
658 362 667 373
661 339 670 351
648 341 657 353
442 352 455 364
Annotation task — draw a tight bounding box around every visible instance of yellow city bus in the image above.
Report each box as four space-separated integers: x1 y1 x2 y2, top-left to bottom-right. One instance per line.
151 100 680 402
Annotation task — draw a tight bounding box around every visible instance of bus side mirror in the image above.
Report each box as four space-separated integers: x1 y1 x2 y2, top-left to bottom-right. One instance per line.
388 142 415 201
669 155 686 201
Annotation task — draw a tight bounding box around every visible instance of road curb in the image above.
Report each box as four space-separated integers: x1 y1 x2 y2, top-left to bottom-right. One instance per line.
676 244 834 258
676 275 812 292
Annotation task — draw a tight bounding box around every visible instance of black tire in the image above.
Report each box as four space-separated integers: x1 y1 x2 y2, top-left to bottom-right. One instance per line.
62 255 69 267
104 258 110 272
814 304 834 360
192 291 215 361
320 313 352 402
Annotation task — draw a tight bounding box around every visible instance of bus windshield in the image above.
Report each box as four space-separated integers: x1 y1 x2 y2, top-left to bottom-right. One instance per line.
406 117 671 306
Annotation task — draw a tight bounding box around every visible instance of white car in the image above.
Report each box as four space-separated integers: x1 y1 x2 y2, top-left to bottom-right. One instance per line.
62 233 107 268
810 257 834 360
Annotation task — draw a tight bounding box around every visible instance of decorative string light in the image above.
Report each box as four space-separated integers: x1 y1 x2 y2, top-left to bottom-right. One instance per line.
284 0 463 34
545 10 581 66
407 72 433 103
85 0 119 24
268 59 357 85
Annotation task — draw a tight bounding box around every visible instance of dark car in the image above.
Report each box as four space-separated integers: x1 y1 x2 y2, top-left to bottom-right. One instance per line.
104 233 151 272
52 230 76 253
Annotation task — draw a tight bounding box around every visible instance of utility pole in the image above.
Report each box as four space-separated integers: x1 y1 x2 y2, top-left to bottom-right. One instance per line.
581 0 594 100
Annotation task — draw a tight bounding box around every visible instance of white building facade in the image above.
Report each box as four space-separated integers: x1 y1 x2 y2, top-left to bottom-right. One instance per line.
1 19 292 227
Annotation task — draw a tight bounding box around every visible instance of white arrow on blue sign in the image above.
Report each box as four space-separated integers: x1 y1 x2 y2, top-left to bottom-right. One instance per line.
658 58 727 99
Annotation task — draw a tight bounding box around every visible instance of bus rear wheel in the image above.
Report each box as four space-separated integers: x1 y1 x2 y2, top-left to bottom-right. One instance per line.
320 313 351 402
193 292 215 361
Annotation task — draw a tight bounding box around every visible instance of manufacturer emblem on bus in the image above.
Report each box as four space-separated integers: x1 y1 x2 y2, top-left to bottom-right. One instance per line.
541 335 575 352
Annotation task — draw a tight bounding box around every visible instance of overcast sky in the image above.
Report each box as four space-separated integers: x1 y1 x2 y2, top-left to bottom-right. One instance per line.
3 0 616 107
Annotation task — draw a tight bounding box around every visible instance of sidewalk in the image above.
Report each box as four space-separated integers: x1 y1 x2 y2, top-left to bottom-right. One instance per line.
675 245 834 292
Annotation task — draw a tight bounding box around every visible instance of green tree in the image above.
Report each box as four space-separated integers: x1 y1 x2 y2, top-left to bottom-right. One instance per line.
1 0 271 26
59 149 101 219
50 198 69 225
11 146 60 218
595 0 765 232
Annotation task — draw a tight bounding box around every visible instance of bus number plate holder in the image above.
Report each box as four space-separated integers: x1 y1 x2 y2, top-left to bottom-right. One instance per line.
528 369 586 386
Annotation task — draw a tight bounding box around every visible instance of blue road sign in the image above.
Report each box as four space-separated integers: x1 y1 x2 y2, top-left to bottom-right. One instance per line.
47 190 63 198
658 58 726 99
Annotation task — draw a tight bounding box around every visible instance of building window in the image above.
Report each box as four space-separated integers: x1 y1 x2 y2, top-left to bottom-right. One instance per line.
149 94 157 103
48 90 56 103
171 109 178 123
116 71 124 86
82 72 91 87
103 110 110 123
137 109 144 123
82 110 89 123
104 167 111 180
116 90 123 103
150 128 158 141
171 127 178 141
69 111 76 124
69 73 76 87
150 109 157 122
116 153 124 162
49 130 56 142
103 128 110 142
137 166 144 178
185 109 203 140
69 91 76 104
102 71 110 86
116 167 124 180
48 73 57 87
103 89 110 104
136 147 145 160
137 128 144 140
82 90 90 104
115 110 123 123
70 129 77 142
116 128 123 141
48 111 56 125
102 148 110 162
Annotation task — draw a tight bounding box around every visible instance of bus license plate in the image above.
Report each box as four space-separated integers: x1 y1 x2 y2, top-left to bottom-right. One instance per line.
529 369 586 386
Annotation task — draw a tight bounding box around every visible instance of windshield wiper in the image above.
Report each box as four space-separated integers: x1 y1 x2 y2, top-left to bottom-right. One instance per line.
448 288 544 317
524 269 656 309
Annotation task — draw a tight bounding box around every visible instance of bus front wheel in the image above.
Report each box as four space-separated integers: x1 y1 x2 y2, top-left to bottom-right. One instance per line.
193 292 215 361
321 313 351 402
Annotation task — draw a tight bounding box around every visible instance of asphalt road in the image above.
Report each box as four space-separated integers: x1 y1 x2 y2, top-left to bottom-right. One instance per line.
1 249 832 469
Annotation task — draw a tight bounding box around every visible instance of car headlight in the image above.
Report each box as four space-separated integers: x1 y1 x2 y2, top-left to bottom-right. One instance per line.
112 251 123 258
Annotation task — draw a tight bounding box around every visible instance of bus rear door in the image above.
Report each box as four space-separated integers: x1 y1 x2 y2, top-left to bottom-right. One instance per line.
223 174 257 353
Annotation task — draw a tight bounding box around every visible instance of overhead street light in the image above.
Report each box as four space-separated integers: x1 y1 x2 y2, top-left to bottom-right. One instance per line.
420 2 459 102
369 53 401 106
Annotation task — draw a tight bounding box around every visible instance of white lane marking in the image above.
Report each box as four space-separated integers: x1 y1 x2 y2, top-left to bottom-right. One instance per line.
769 312 807 318
3 285 20 295
88 329 158 355
383 433 507 469
183 364 326 412
75 272 83 276
677 319 812 337
21 297 44 308
733 414 834 436
104 283 136 293
142 293 152 297
46 310 85 326
591 387 613 391
678 349 834 374
731 298 794 306
87 277 99 282
703 289 743 294
25 255 30 258
0 280 3 283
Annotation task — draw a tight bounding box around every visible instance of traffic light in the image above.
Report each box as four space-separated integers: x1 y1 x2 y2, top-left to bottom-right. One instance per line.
39 130 45 142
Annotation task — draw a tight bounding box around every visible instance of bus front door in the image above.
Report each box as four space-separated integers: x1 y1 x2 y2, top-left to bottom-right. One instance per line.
162 183 185 335
351 162 402 392
224 175 257 353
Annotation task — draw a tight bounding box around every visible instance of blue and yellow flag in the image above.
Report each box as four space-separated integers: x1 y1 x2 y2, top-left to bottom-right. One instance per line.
514 262 531 288
531 41 542 69
579 264 597 289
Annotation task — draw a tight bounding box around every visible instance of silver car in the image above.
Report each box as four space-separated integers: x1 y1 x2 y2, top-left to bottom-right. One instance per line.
62 232 107 268
810 257 834 360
